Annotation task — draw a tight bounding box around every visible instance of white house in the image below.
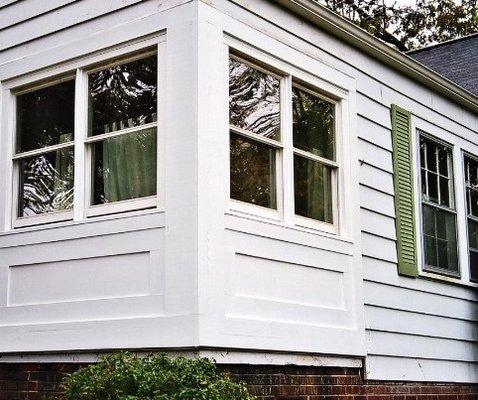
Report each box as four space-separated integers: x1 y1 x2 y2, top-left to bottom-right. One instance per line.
0 0 476 398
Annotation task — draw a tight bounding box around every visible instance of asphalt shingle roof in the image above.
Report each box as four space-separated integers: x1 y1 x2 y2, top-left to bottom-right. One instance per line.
408 33 478 97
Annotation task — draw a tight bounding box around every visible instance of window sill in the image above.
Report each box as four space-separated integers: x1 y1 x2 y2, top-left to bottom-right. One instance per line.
419 270 478 289
225 207 353 246
1 207 164 237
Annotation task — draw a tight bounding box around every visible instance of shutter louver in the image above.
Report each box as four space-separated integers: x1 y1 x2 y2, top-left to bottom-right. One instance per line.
391 104 418 277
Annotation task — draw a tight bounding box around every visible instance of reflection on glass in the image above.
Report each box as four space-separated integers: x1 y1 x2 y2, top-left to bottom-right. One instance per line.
229 58 280 141
294 155 333 223
92 128 157 205
230 133 276 209
292 87 334 160
16 80 75 153
88 55 157 136
422 204 458 272
19 148 74 217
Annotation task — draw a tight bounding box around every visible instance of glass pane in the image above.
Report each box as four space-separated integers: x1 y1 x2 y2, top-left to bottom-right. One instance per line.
230 132 276 209
436 209 456 241
427 171 438 203
19 147 74 217
470 189 478 217
425 139 436 172
229 58 280 141
88 55 157 136
292 86 334 160
438 147 448 177
437 238 458 271
423 234 437 268
469 250 478 282
468 218 478 249
294 155 333 223
468 158 478 189
439 176 450 207
92 128 157 204
16 80 75 153
421 169 427 197
422 204 435 236
420 140 425 169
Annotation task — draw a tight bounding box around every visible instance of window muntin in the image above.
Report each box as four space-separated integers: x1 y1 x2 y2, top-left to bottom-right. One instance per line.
464 154 478 281
292 85 336 224
86 54 158 206
14 80 75 218
229 56 280 210
419 135 458 274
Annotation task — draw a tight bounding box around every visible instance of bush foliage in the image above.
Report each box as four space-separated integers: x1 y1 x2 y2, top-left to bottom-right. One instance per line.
59 352 256 400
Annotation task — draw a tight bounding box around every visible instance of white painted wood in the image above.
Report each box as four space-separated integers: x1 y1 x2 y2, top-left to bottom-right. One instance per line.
0 0 476 383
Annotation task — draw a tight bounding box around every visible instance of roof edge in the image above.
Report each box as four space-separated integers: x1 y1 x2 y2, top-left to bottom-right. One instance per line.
273 0 478 114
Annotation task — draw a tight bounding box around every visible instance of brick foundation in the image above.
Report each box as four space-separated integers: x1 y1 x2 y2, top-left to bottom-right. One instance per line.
0 362 477 400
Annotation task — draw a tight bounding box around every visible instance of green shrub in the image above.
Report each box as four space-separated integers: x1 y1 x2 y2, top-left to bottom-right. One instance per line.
59 352 256 400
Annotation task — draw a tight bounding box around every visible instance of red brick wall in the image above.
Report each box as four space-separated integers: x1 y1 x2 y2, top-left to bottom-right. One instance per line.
0 362 477 400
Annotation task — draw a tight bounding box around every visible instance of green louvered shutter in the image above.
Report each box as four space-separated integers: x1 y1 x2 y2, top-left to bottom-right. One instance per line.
391 105 418 277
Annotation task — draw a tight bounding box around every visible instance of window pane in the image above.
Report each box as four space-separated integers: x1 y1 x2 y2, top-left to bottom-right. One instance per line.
229 58 280 141
438 147 448 177
425 139 437 172
468 218 478 249
16 80 75 153
439 176 450 207
92 128 157 204
422 204 458 272
421 169 427 197
423 234 437 268
294 155 333 223
88 55 157 136
19 148 74 217
470 250 478 282
470 189 478 217
230 133 276 209
426 171 438 203
292 86 334 160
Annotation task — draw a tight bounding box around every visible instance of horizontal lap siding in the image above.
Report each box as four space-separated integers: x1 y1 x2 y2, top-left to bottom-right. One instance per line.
358 94 478 382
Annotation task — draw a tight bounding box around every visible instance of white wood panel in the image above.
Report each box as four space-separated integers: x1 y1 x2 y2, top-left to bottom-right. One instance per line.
367 330 478 362
365 281 478 321
366 355 478 382
360 208 396 240
358 138 393 173
366 305 478 342
363 256 477 301
359 185 395 217
0 0 76 30
361 232 397 263
359 163 394 195
357 115 392 151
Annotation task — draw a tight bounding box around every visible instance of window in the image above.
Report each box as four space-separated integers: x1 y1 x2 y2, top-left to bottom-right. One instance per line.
12 49 159 227
464 154 478 282
229 56 280 210
86 54 158 209
228 55 338 229
14 80 75 222
419 135 458 274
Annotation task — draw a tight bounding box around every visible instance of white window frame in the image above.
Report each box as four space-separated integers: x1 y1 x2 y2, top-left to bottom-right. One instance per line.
226 41 349 237
6 35 165 229
417 131 460 277
462 151 478 283
411 118 478 287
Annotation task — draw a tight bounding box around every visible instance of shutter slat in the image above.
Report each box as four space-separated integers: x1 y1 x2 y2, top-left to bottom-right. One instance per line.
391 104 418 277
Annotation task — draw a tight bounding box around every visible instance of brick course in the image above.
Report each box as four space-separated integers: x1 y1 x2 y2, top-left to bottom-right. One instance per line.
0 362 476 400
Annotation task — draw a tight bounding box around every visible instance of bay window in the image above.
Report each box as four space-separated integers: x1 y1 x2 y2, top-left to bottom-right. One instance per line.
419 134 459 274
12 48 159 227
228 54 338 231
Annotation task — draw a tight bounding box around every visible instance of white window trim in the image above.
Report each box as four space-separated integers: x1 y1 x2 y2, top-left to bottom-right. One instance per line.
411 118 478 287
7 35 165 229
225 38 351 238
